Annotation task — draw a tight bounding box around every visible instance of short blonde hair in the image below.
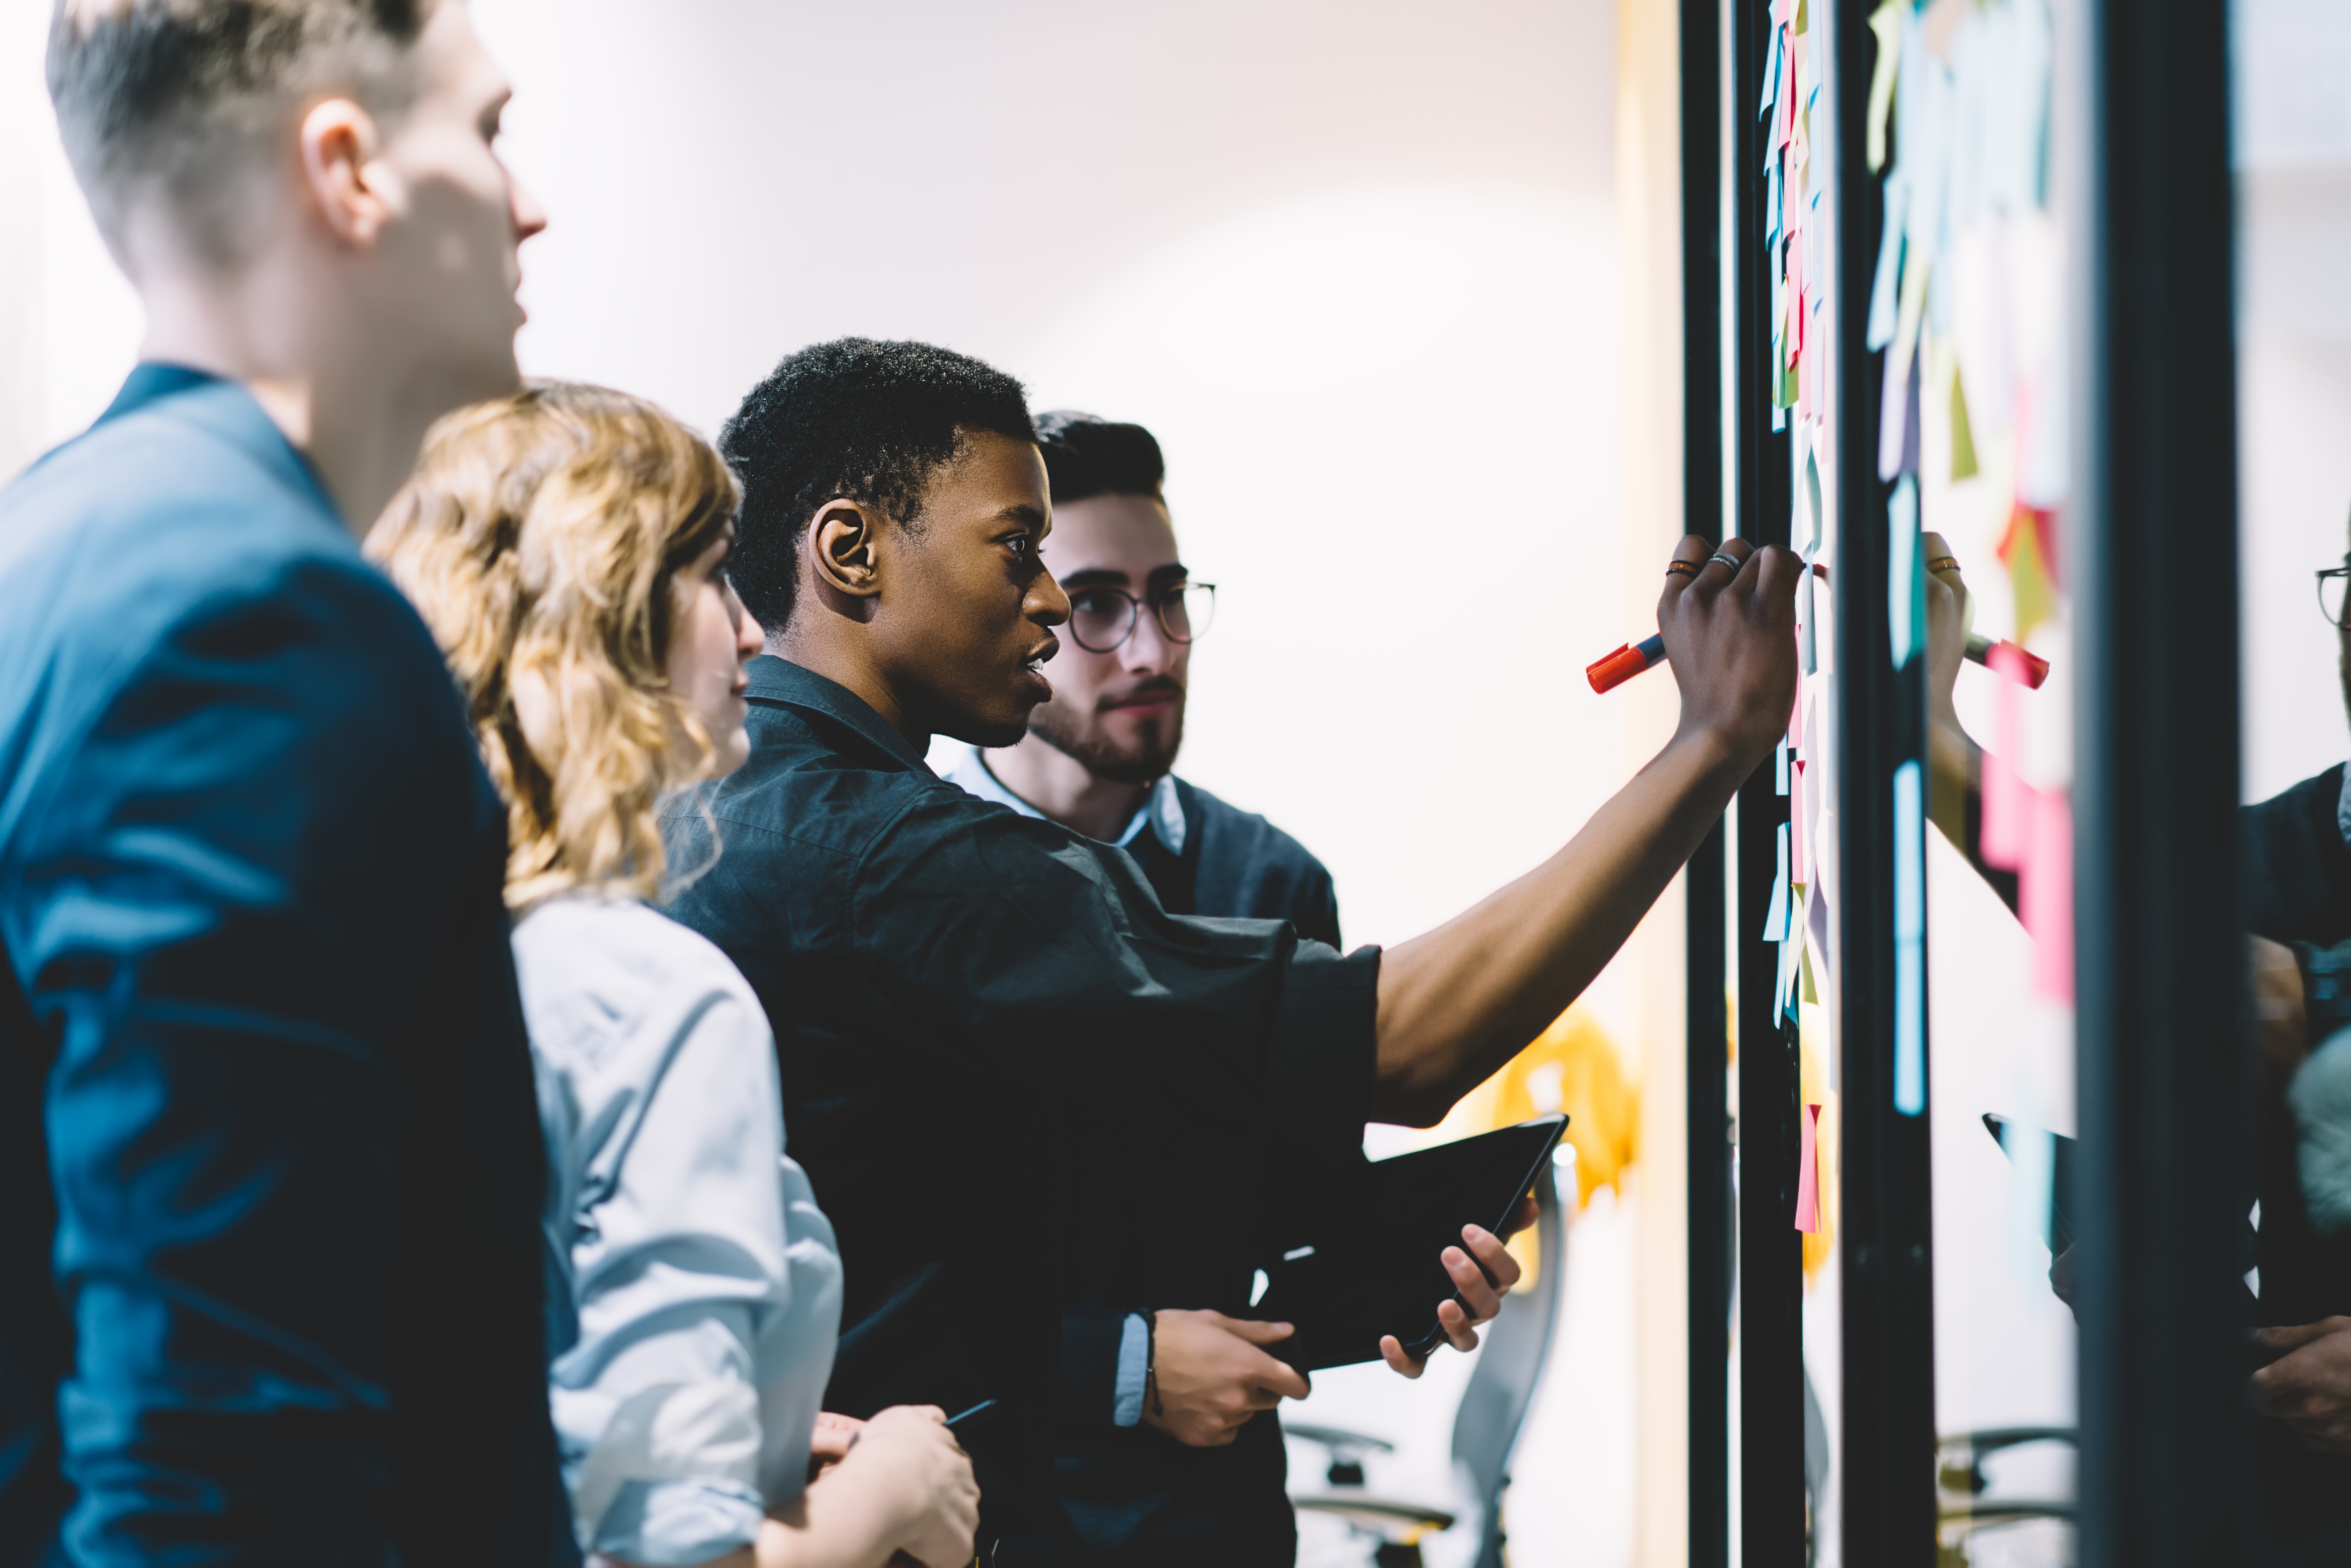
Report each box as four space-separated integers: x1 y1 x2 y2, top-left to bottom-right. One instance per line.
371 381 740 909
49 0 429 267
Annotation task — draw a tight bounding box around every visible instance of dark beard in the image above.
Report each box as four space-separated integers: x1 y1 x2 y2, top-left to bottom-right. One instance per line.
1027 692 1185 784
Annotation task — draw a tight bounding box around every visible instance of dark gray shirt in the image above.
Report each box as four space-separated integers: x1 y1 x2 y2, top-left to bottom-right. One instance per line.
659 658 1376 1531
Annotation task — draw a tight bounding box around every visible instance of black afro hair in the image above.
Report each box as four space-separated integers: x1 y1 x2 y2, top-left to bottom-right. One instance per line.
720 337 1034 633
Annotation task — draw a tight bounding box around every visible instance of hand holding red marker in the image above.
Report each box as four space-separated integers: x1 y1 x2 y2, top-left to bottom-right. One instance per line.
1587 557 2049 693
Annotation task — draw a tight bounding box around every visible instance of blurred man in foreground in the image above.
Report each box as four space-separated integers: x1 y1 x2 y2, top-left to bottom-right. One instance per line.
0 3 562 1561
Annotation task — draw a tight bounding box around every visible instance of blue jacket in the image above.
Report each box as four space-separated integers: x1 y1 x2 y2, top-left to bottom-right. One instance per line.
0 367 568 1566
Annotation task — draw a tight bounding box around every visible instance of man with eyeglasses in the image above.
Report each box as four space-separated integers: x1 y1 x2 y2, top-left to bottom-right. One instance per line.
2229 529 2351 1560
947 413 1341 1560
1928 529 2351 1554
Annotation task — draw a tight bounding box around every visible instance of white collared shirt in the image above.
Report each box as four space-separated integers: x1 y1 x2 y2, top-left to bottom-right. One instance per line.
946 750 1188 855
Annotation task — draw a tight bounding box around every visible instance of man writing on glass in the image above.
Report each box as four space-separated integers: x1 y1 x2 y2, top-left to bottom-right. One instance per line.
666 337 1799 1565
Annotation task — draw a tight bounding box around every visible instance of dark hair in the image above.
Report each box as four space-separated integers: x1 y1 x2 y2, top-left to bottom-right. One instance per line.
1032 412 1165 506
48 0 429 265
719 338 1034 634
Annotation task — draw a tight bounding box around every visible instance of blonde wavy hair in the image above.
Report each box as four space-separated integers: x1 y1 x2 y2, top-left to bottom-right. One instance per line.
371 381 741 909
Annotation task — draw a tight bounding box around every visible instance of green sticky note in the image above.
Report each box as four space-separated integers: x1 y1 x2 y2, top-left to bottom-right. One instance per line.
1950 366 1980 480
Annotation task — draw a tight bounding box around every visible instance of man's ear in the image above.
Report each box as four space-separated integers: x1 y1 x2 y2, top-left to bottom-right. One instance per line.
298 98 395 247
807 501 885 601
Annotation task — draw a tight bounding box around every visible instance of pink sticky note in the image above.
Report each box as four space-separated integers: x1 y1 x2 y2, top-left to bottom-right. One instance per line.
1980 675 2030 871
1791 762 1808 883
1794 1102 1822 1232
1780 48 1799 148
2023 791 2074 1002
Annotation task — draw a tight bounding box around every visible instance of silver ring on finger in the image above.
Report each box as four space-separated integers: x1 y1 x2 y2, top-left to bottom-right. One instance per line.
1706 550 1744 571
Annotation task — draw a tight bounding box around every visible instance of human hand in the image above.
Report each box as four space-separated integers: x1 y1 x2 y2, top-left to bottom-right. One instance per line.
1656 535 1800 772
1922 531 1972 731
1921 532 1978 841
2048 1243 2078 1314
808 1411 864 1478
2250 935 2311 1079
1142 1310 1312 1448
1379 1206 1534 1378
2251 1318 2351 1455
838 1405 979 1568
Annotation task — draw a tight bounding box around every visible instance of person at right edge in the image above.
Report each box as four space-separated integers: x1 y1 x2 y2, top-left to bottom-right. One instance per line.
1921 526 2351 1563
665 338 1801 1564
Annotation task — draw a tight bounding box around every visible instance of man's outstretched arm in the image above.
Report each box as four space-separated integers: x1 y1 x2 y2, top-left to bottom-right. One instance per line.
1371 536 1800 1124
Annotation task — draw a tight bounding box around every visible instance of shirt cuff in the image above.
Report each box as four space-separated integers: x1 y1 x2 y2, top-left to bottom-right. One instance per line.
1111 1313 1150 1428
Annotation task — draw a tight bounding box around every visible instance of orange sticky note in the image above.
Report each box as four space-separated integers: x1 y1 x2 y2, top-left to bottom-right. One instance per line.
1794 1102 1823 1232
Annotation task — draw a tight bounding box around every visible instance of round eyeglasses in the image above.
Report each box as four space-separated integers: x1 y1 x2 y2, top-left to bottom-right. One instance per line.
1065 582 1217 654
2319 562 2351 628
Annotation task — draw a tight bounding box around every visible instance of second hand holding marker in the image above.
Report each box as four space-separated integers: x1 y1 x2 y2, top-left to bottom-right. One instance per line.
1586 561 2051 697
1584 629 2049 694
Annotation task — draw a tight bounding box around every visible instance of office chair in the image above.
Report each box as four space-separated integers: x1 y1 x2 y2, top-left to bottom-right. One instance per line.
1932 1426 2075 1566
1285 1157 1570 1568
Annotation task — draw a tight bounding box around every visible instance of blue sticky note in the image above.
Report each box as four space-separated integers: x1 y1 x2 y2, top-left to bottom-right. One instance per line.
1762 822 1792 942
1888 477 1919 668
1866 179 1907 350
1893 759 1926 1115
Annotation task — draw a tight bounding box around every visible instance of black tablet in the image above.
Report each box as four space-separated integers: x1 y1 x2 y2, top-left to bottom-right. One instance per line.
1983 1113 2078 1253
1257 1114 1566 1371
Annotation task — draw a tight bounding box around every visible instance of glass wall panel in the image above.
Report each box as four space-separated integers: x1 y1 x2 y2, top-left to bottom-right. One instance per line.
2232 0 2351 1557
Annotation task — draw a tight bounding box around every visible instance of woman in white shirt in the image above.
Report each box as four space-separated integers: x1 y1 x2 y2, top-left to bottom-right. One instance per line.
372 382 978 1568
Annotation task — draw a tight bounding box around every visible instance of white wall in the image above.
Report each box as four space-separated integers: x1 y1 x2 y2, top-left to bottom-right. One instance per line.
6 0 1638 968
2234 0 2351 803
470 0 1632 970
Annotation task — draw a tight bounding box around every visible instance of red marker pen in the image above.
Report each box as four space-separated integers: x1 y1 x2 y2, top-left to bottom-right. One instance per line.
1585 630 2051 694
1587 634 1666 693
1964 634 2051 689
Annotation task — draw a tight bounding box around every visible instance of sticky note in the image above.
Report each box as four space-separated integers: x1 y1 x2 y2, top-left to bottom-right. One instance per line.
1893 760 1924 943
1762 822 1792 942
1800 564 1818 673
1794 1102 1823 1231
1804 446 1825 557
1866 180 1907 349
1999 504 2060 642
1792 762 1808 881
1888 477 1920 668
2023 790 2074 1002
1866 0 1904 172
1949 361 1980 479
1981 677 2028 871
1893 760 1926 1116
1777 895 1804 1020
